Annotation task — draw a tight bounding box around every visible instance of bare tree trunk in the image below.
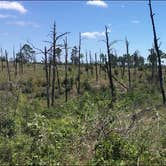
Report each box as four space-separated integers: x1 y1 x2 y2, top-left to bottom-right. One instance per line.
44 47 50 108
95 53 98 82
1 48 3 72
85 51 89 77
48 55 52 88
149 0 166 104
125 38 131 91
13 47 17 78
105 26 115 102
55 63 61 95
5 50 11 82
51 22 56 106
89 51 93 76
77 32 81 95
64 36 68 102
104 54 107 80
122 55 125 79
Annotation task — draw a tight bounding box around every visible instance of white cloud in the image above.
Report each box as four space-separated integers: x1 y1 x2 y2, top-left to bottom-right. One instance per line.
7 21 40 28
86 0 108 8
81 31 105 39
131 20 140 24
0 1 27 14
0 14 16 19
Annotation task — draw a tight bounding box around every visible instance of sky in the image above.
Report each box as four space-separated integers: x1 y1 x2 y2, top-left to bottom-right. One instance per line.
0 0 166 62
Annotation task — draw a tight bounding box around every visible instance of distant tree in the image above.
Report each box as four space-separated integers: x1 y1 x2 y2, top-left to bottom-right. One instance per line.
71 46 79 65
18 44 35 63
147 48 157 80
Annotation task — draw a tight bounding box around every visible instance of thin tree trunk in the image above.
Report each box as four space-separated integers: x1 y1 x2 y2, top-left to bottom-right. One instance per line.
1 48 3 72
95 53 98 82
13 47 17 77
51 22 56 106
77 32 81 95
122 55 126 79
44 47 50 108
89 51 93 76
105 26 115 102
64 36 68 102
149 0 166 104
125 38 131 91
56 63 61 95
85 51 89 77
5 50 11 82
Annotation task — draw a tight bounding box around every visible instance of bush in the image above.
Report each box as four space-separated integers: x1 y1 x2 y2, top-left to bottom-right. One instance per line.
91 133 138 166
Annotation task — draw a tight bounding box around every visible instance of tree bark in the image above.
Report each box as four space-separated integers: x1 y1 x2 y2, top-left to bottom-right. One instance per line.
44 47 50 108
5 50 11 82
105 26 116 102
149 0 166 104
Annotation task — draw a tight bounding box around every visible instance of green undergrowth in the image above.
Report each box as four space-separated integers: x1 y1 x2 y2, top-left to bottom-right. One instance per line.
0 84 166 165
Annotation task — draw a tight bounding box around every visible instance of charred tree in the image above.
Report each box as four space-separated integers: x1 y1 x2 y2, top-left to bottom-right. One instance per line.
105 26 116 103
125 38 131 91
64 36 68 102
149 0 166 104
77 32 81 95
51 22 56 106
44 47 50 108
85 51 89 77
5 50 11 82
95 53 98 82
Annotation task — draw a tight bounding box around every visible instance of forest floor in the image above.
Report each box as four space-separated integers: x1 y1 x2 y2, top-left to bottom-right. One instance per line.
0 64 166 165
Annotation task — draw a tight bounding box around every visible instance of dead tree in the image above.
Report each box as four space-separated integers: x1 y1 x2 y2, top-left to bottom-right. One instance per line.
51 22 56 106
51 22 68 106
105 26 116 102
5 50 11 82
1 48 4 72
55 62 61 95
64 36 68 102
125 38 131 91
85 51 89 77
149 0 166 104
95 53 98 82
122 54 126 79
89 51 93 76
44 46 50 108
104 54 107 80
13 47 17 77
77 32 81 95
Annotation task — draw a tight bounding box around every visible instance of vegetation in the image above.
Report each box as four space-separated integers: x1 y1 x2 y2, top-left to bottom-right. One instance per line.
0 0 166 165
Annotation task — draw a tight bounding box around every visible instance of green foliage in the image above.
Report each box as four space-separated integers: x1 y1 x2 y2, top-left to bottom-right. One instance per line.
91 133 138 166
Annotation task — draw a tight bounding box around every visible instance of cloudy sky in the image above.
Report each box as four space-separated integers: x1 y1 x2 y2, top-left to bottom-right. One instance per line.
0 0 166 61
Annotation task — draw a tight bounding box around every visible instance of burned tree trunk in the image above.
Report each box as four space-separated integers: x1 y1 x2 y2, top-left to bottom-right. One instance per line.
95 53 98 82
89 51 93 76
5 50 11 82
13 48 17 77
125 38 131 91
122 54 126 79
1 48 4 72
85 51 89 77
51 22 56 106
77 32 81 95
55 63 61 95
44 47 50 108
149 0 166 104
105 26 116 102
64 36 68 102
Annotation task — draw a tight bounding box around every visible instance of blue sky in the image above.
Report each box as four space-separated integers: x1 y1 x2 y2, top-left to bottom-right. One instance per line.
0 0 166 62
